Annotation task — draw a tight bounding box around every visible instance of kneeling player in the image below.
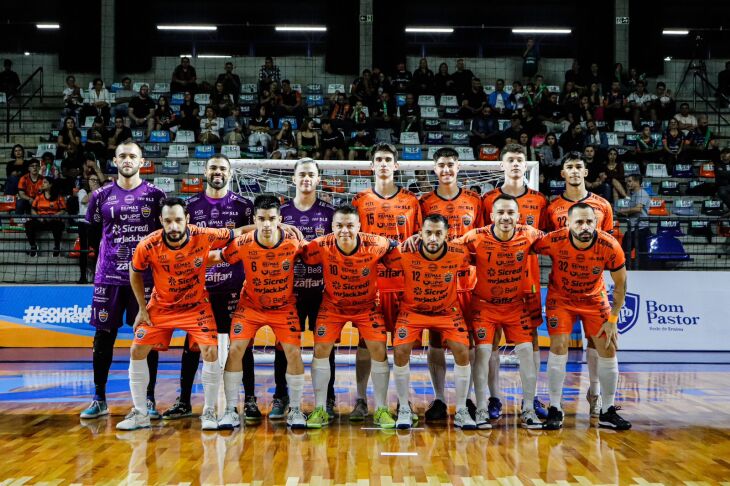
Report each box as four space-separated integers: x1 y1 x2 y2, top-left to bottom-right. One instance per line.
386 214 475 430
533 203 630 430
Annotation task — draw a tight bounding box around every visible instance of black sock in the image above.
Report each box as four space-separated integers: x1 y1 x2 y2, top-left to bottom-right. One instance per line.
92 328 118 401
242 346 256 399
146 350 159 402
179 335 200 404
273 348 288 399
327 347 336 402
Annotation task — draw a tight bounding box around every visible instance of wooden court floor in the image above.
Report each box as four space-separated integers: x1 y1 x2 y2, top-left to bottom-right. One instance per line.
1 358 729 485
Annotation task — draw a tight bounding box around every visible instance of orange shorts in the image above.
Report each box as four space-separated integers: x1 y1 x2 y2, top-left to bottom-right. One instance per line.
314 302 387 343
526 291 543 328
469 297 532 345
544 292 611 337
134 302 218 350
378 290 401 333
457 290 473 326
393 307 469 347
230 304 301 346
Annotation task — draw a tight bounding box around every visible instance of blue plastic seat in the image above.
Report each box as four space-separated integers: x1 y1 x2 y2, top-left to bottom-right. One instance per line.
648 234 691 261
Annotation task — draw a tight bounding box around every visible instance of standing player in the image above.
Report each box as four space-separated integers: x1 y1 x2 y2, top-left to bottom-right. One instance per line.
276 158 336 421
350 143 422 421
418 147 482 421
162 154 254 421
80 142 165 420
117 197 236 431
533 203 630 430
546 151 614 417
385 214 475 430
217 195 308 430
300 205 398 429
481 144 549 420
458 195 545 429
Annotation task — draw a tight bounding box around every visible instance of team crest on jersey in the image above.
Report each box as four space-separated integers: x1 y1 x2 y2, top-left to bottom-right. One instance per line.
233 323 242 335
476 327 486 340
526 215 535 226
135 328 146 339
226 221 235 229
397 327 408 340
444 272 453 283
548 316 559 328
396 215 406 226
316 325 326 337
283 260 291 271
141 206 151 217
124 195 135 204
194 257 203 268
516 251 524 262
98 309 109 322
462 215 472 227
592 266 601 275
362 267 370 276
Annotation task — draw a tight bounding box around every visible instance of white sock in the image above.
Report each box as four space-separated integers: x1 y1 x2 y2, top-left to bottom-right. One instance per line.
355 346 371 400
587 347 601 396
547 352 568 411
488 349 501 399
515 343 537 411
468 347 475 401
597 356 619 412
474 345 492 410
129 358 149 415
393 363 410 409
286 373 304 409
201 360 221 412
533 350 541 375
223 371 242 411
311 357 331 408
370 359 390 410
427 346 446 402
453 363 471 410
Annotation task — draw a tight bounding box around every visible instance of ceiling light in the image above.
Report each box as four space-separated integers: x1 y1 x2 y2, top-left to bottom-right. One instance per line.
662 29 689 35
157 25 217 31
512 28 572 34
36 23 60 29
275 26 327 32
405 27 454 33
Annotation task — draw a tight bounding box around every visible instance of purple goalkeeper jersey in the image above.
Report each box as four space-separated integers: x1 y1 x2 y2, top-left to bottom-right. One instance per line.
86 180 166 286
281 198 335 291
187 191 253 292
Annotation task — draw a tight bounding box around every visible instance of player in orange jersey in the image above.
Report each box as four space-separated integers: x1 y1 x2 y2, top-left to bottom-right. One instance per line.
457 194 545 429
533 203 630 431
118 197 238 432
300 204 399 429
385 214 476 430
350 142 422 421
418 147 482 421
546 151 615 417
213 195 308 430
481 144 549 420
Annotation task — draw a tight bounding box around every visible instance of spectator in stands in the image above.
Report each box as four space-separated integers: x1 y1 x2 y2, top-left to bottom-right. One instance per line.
271 120 297 160
112 77 136 119
584 120 609 152
718 61 730 107
223 105 244 145
0 59 20 96
217 62 242 96
559 123 585 153
62 75 83 120
211 81 234 118
626 67 643 93
372 67 390 95
259 81 278 117
662 118 685 167
470 105 499 156
673 103 698 133
434 62 454 98
684 114 719 160
199 106 223 144
612 63 627 90
538 132 563 181
128 84 156 140
371 91 398 131
587 82 603 110
583 145 611 200
616 173 651 269
500 115 524 147
297 119 320 159
559 80 581 120
576 95 596 123
350 100 369 127
259 56 281 93
106 115 132 155
538 92 569 133
509 81 526 111
635 124 662 166
25 178 66 257
605 147 627 201
248 104 273 149
83 78 112 124
520 105 545 137
39 151 59 180
715 148 730 210
84 116 108 161
522 38 540 82
320 119 346 160
82 153 107 185
586 63 603 94
57 117 82 159
412 58 435 96
348 126 374 160
276 80 304 123
178 91 200 132
399 93 421 136
350 69 377 109
603 80 628 127
488 79 513 117
77 172 100 218
154 95 177 133
5 144 27 196
391 62 413 94
516 131 537 161
532 74 548 105
460 77 488 118
171 57 197 94
565 59 585 90
653 82 675 120
627 80 657 130
16 158 43 215
451 58 474 101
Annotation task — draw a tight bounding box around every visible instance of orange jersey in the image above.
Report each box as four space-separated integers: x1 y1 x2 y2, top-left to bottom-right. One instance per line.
222 230 305 311
352 186 422 290
32 194 66 215
383 243 471 314
18 174 44 199
457 224 544 305
482 187 548 230
533 227 626 300
132 225 234 309
546 193 614 232
301 233 396 312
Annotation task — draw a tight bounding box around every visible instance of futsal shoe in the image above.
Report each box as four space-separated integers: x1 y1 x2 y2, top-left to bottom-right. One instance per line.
396 401 419 425
543 406 564 430
306 406 329 429
161 397 193 420
349 398 369 421
533 398 549 419
326 397 337 423
373 407 396 429
243 396 263 424
598 406 632 430
200 408 219 430
474 408 492 429
146 399 161 420
424 399 448 421
520 409 543 429
218 407 241 430
396 406 413 430
269 397 289 420
454 408 477 430
487 397 502 420
116 408 151 431
587 391 602 418
287 407 307 429
80 400 109 419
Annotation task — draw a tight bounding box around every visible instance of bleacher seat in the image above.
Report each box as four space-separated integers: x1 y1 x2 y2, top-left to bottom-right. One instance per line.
221 145 241 158
641 180 655 196
153 83 170 93
245 146 266 159
277 117 298 130
171 93 185 105
688 220 712 237
699 163 715 178
615 198 631 212
140 159 155 175
659 180 680 196
305 84 322 94
547 85 560 93
133 82 148 92
606 133 619 146
306 94 325 106
673 199 695 216
160 160 180 175
420 107 439 119
142 143 162 158
181 177 204 193
446 119 465 131
194 145 215 159
150 130 170 143
109 82 122 93
238 176 261 193
265 178 289 194
327 84 345 94
483 85 495 94
673 164 693 178
401 146 422 161
167 144 189 158
290 83 303 93
375 128 393 143
646 163 669 178
648 198 669 216
241 83 257 94
439 95 458 107
657 220 683 236
188 160 206 175
425 132 445 145
497 119 511 131
418 95 436 107
479 145 500 161
48 129 59 142
455 146 475 161
701 199 725 216
239 94 258 106
349 177 371 193
451 132 470 145
399 132 420 145
175 130 195 143
426 147 444 159
80 129 88 144
623 162 641 176
443 106 460 118
194 93 210 106
623 133 639 147
321 174 346 193
395 94 407 107
424 119 441 131
648 235 691 262
549 180 566 196
0 194 16 211
132 129 145 142
613 120 634 133
153 177 175 193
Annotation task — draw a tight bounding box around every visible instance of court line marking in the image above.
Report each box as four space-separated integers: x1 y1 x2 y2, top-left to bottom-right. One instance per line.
380 452 418 456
